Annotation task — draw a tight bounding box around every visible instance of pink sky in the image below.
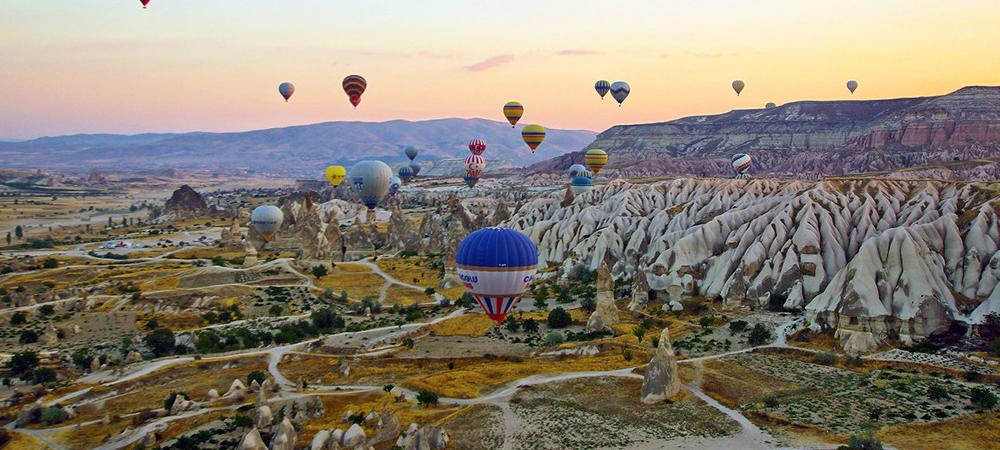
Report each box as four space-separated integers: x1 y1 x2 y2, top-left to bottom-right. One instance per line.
1 0 999 139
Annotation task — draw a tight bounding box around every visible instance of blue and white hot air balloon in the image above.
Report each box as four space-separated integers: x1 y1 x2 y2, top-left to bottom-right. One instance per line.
389 176 401 195
570 176 594 195
731 153 752 178
456 227 538 324
568 164 587 178
349 160 393 210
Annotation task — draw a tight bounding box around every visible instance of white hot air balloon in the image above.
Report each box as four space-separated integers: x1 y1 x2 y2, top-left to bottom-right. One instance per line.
349 160 393 210
251 205 283 243
610 81 630 106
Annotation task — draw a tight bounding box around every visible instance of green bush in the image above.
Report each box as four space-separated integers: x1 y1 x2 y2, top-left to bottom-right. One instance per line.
698 316 715 329
812 351 839 366
40 407 68 425
10 312 26 325
747 323 772 346
247 370 266 386
543 331 565 346
970 387 998 410
547 307 572 329
845 429 883 450
417 390 439 407
31 367 57 384
42 258 58 269
522 319 539 333
145 329 176 356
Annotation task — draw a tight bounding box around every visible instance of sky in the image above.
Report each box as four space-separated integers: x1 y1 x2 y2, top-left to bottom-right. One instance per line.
1 0 999 139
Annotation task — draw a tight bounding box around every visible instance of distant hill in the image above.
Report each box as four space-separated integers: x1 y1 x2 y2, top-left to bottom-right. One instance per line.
531 86 1000 178
0 118 596 175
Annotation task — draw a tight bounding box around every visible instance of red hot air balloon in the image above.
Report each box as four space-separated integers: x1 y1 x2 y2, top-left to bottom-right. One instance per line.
468 139 486 156
342 75 367 108
140 0 151 8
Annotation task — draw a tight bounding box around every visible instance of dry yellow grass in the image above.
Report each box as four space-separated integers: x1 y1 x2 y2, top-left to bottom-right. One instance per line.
298 390 457 446
427 314 499 337
438 285 467 300
374 257 441 289
312 272 386 300
875 412 1000 450
697 359 807 409
4 431 50 450
332 263 373 273
384 284 431 305
278 355 445 387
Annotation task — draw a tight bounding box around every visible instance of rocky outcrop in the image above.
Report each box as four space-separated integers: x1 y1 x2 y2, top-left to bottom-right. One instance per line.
531 86 1000 179
586 262 620 332
238 428 268 450
396 423 450 450
342 423 367 448
641 327 682 404
163 185 222 219
270 417 298 450
507 177 1000 353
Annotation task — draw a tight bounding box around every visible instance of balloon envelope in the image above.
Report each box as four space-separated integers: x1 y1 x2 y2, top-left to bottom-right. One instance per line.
847 80 858 94
456 227 538 324
521 125 546 152
389 176 401 194
140 0 151 7
568 164 587 178
278 82 295 102
765 102 777 109
404 146 419 161
325 165 347 187
503 102 524 127
463 176 478 188
464 155 486 179
595 80 611 99
570 177 594 195
349 160 393 210
732 80 745 96
610 81 630 106
468 139 486 156
731 153 752 175
397 165 414 183
251 205 283 242
409 162 421 177
584 149 608 175
342 75 367 107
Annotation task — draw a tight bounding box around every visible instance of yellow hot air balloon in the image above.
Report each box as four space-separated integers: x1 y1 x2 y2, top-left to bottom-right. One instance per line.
732 80 745 96
584 149 608 175
521 124 546 153
504 102 524 128
325 165 347 187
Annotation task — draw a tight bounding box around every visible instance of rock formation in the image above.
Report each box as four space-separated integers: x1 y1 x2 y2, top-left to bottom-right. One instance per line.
586 261 620 332
238 428 268 450
163 185 221 219
641 327 682 404
270 417 298 450
396 424 450 450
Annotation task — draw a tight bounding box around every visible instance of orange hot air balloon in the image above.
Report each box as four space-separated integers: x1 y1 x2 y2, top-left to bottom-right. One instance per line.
342 75 367 108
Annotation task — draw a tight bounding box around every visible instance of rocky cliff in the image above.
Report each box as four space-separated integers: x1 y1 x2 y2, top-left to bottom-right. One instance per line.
531 86 1000 179
504 177 1000 354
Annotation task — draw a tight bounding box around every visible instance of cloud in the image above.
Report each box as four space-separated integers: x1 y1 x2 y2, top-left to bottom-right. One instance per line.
418 51 455 59
464 54 515 72
557 49 603 56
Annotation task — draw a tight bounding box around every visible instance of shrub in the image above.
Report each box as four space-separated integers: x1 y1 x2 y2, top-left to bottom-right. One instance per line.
40 407 68 425
145 328 176 356
10 312 26 325
698 316 715 329
580 297 597 313
547 307 572 329
965 371 983 382
39 304 55 316
846 429 883 450
424 287 436 296
812 351 839 366
928 385 949 400
383 384 395 393
504 317 521 333
533 296 548 311
970 387 998 410
846 355 864 367
623 348 633 361
747 323 772 346
311 265 329 278
268 305 283 316
417 390 439 407
522 319 539 333
632 326 646 343
764 397 779 408
42 258 58 269
543 331 565 346
247 370 266 386
31 367 57 384
232 413 253 428
19 330 38 344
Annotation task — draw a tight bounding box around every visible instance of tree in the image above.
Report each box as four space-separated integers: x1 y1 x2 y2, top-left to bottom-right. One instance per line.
417 390 439 407
311 308 335 329
846 429 883 450
14 226 23 239
268 305 283 316
19 330 38 344
311 265 329 278
5 232 9 245
543 331 565 346
424 287 436 296
698 316 715 329
632 326 646 343
144 328 176 356
42 258 58 269
6 351 39 375
39 304 54 316
39 407 68 425
971 387 998 410
728 320 749 332
504 317 521 333
580 297 597 313
383 384 395 393
547 307 572 329
927 384 949 400
247 370 267 386
533 296 548 311
9 312 25 325
31 368 57 384
748 323 772 346
522 318 540 333
341 290 349 302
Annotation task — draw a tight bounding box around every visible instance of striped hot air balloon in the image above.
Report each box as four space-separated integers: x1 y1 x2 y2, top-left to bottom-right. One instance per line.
584 149 608 175
521 125 546 153
397 165 414 183
342 75 367 108
463 175 478 188
731 153 752 178
464 154 486 179
568 164 587 178
570 177 594 195
468 139 486 156
503 102 524 127
456 227 538 324
610 81 630 106
732 80 745 96
595 80 611 99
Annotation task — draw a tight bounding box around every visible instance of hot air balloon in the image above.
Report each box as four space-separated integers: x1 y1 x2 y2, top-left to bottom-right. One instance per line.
503 102 524 128
732 80 745 96
595 80 611 100
325 165 346 187
731 153 752 178
521 125 546 153
404 146 419 161
568 164 587 178
251 205 283 244
570 177 594 195
349 160 393 210
455 227 538 324
140 0 151 8
468 139 486 156
398 165 414 183
584 149 608 175
464 155 486 180
765 102 777 109
342 75 367 108
847 80 858 94
610 81 630 106
409 162 421 178
389 176 401 195
278 82 295 102
463 176 478 188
